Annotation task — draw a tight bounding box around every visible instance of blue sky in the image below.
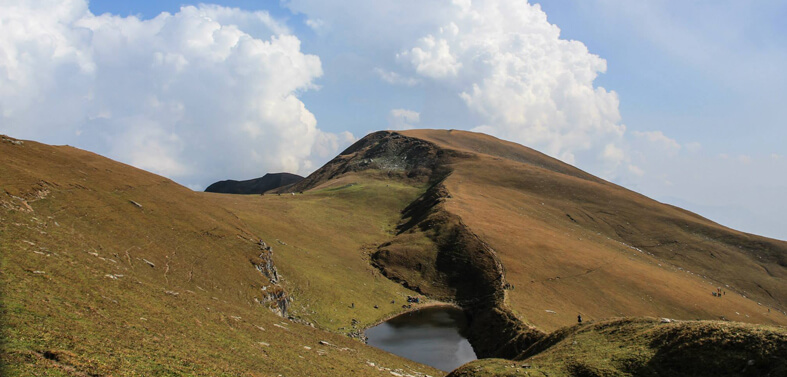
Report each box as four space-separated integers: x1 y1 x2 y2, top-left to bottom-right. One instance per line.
1 1 785 240
537 1 787 153
85 0 787 151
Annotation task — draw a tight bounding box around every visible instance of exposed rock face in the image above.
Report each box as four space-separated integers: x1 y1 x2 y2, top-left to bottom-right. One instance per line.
2 136 24 145
280 131 450 193
252 241 290 317
205 173 303 194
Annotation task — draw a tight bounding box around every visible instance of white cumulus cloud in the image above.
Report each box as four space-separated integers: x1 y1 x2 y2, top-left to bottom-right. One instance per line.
374 68 420 87
285 0 631 178
395 1 628 178
387 109 420 130
398 35 462 79
632 131 681 153
0 0 347 188
305 18 325 32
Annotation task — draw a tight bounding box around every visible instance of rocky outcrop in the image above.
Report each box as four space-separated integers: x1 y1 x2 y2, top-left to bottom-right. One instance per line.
280 131 451 193
206 173 303 194
2 136 24 146
252 240 290 317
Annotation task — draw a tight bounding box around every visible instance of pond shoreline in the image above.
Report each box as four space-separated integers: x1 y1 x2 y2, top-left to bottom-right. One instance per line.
362 301 464 332
365 304 478 372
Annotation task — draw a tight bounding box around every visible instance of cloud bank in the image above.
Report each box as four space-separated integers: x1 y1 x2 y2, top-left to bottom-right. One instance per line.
0 0 343 187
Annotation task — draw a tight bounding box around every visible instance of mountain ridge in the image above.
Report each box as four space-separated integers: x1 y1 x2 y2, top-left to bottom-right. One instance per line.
205 172 303 194
279 128 787 360
2 131 787 376
293 129 787 323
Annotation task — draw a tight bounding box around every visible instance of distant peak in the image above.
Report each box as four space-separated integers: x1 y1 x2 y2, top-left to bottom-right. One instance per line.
205 172 303 194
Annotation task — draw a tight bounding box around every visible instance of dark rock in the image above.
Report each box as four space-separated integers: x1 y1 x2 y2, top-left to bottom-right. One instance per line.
279 131 449 193
205 173 303 194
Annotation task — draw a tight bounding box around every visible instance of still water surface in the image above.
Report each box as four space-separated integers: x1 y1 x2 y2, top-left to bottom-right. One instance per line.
365 306 478 372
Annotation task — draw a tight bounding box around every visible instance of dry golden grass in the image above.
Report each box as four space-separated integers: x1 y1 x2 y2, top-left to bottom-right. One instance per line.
4 127 787 376
401 129 787 332
0 136 441 376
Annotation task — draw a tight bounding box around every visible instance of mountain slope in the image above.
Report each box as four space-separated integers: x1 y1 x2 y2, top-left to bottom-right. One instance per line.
0 135 439 377
289 129 787 340
3 129 786 376
203 173 432 333
205 172 303 194
402 129 786 330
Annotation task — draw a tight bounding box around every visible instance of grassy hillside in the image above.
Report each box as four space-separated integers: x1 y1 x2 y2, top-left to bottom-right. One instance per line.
0 136 440 376
399 129 787 332
3 128 786 376
204 173 433 332
253 128 786 366
448 318 787 377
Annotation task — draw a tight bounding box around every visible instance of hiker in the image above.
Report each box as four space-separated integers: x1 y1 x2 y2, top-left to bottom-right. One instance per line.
577 314 582 324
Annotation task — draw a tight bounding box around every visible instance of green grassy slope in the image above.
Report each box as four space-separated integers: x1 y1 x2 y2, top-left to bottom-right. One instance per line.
203 173 435 332
0 136 440 376
448 318 787 377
